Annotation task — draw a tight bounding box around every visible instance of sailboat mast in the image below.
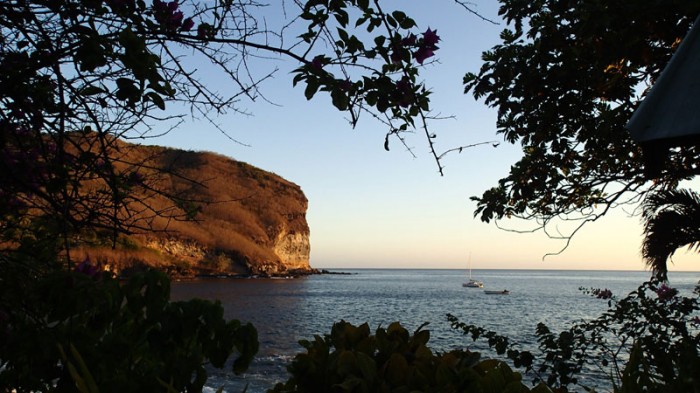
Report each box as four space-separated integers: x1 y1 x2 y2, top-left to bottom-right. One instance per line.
468 252 472 279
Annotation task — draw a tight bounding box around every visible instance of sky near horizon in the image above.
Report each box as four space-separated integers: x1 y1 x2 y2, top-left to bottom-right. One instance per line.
150 1 699 273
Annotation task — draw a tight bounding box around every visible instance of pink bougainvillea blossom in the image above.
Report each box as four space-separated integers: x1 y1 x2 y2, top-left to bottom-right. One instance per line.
75 258 101 278
413 47 435 64
593 288 613 299
182 17 195 31
197 23 215 39
393 76 415 107
309 56 324 71
152 0 192 33
413 28 440 64
422 28 440 47
655 283 678 302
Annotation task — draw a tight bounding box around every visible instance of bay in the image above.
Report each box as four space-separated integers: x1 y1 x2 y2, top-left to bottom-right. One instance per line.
169 269 700 393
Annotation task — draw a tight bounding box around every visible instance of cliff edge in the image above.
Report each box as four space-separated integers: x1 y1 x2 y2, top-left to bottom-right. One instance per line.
74 139 312 277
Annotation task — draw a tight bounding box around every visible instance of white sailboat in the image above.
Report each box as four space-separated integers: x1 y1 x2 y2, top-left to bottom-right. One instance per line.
462 253 483 288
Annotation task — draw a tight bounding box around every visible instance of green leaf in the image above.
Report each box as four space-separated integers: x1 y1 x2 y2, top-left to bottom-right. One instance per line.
337 27 349 43
304 80 319 100
57 344 100 393
145 92 166 110
399 17 416 29
391 11 407 24
373 35 386 48
385 353 409 386
355 352 377 380
331 89 348 111
79 86 106 96
376 98 388 113
412 329 430 346
334 10 349 27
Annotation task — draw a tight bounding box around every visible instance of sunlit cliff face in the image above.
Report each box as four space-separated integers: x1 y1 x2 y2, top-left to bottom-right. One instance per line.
70 137 313 277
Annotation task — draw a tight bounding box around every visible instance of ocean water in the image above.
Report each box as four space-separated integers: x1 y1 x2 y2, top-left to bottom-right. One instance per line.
169 269 700 393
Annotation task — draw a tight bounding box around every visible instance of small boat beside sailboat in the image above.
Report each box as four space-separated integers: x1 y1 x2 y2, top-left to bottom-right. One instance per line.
484 289 510 295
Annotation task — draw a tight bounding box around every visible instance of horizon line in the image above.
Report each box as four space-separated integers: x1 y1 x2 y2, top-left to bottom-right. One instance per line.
315 266 700 273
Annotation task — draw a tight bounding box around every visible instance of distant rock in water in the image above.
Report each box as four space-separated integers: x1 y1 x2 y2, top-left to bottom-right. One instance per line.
71 135 312 278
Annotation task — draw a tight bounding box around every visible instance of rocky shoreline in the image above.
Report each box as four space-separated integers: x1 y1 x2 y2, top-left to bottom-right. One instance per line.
167 268 353 281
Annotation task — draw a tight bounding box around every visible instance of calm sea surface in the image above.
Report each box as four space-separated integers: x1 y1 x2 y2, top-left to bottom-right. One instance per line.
169 269 700 393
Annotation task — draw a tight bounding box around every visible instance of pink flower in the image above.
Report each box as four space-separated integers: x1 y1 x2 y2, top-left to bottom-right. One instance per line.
197 23 215 39
152 0 166 12
593 288 613 299
422 28 440 47
181 17 194 31
170 10 184 27
656 284 677 302
152 0 189 33
310 56 324 70
413 46 435 64
393 77 415 107
75 258 101 278
414 28 440 64
167 0 178 12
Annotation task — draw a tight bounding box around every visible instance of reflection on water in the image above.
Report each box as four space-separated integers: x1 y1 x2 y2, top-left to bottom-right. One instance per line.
170 269 700 393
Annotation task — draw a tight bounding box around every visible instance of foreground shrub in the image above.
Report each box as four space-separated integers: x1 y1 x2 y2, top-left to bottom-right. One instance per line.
270 320 552 393
449 279 700 392
0 259 258 392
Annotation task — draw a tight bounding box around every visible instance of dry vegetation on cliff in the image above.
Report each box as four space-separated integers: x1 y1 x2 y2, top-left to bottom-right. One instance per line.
72 136 311 277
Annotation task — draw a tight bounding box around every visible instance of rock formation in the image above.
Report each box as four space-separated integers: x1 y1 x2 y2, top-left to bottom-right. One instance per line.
73 138 313 277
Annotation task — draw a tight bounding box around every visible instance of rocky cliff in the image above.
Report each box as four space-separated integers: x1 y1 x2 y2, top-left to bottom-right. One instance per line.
73 138 313 277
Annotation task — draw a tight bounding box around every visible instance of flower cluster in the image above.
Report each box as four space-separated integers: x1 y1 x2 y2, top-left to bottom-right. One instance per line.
393 76 415 107
655 283 678 302
389 28 440 66
152 0 194 33
390 34 415 64
592 288 613 299
310 55 325 71
197 23 215 39
75 258 102 278
414 28 439 64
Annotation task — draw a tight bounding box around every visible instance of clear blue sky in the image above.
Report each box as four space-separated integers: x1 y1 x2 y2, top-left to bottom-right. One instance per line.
151 0 699 272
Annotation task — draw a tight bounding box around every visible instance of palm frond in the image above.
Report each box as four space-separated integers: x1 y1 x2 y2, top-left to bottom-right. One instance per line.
642 188 700 220
641 188 700 278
